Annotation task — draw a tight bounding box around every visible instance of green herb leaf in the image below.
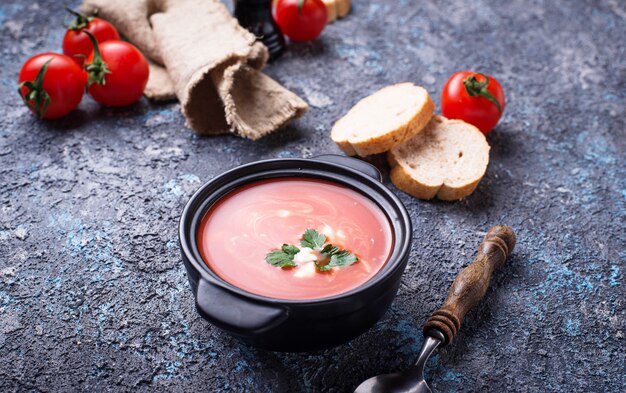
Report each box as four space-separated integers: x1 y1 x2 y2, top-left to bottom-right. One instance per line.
265 244 299 268
329 250 358 268
321 244 340 255
281 244 300 256
315 262 332 272
300 229 326 249
316 250 358 271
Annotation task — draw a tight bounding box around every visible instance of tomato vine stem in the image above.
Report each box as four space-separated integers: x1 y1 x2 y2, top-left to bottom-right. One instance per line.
64 7 94 30
18 58 53 119
463 73 502 114
82 30 111 88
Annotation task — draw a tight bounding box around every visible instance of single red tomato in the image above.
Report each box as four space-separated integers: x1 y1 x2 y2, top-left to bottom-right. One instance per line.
441 71 505 134
18 53 87 119
274 0 327 42
62 8 120 66
83 32 149 107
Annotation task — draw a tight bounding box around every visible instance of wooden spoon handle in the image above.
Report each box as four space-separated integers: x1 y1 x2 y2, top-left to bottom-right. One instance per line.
423 225 516 346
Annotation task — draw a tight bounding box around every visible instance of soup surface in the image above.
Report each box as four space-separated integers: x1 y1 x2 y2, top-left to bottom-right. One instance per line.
196 178 394 300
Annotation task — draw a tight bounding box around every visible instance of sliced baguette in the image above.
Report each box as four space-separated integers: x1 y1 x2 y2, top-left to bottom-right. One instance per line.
388 116 490 201
336 0 351 18
279 0 346 23
323 0 338 22
331 83 434 157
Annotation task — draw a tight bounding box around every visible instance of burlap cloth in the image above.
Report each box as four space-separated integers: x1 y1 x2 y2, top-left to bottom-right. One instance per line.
81 0 308 139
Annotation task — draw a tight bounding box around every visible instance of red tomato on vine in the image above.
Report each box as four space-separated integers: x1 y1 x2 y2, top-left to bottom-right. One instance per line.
441 71 505 134
62 8 120 66
274 0 327 42
18 53 87 119
83 32 149 107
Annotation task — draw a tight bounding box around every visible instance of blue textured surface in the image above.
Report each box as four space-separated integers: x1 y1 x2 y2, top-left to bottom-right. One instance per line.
0 0 624 392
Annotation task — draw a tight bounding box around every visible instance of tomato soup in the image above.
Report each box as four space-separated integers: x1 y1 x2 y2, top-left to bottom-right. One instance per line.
196 178 394 300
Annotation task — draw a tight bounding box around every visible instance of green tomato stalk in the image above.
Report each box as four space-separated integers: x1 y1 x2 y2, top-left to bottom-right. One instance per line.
64 7 94 30
463 73 502 114
18 58 53 119
82 30 111 88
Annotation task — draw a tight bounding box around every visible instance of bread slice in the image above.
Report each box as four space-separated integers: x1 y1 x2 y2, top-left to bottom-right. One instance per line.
323 0 338 22
336 0 351 18
388 116 490 201
283 0 347 23
331 83 434 157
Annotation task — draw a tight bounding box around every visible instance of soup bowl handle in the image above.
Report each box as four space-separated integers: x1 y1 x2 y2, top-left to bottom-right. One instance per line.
195 278 289 335
315 154 382 182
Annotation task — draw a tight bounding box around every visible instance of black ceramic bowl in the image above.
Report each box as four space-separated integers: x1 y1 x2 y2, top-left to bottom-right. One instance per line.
179 155 411 351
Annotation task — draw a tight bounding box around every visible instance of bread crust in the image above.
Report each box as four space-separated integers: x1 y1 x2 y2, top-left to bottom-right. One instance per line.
389 164 440 199
336 0 351 18
387 117 489 201
332 84 434 157
323 0 338 22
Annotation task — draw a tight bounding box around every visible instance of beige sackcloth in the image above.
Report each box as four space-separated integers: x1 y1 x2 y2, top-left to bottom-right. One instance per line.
80 0 308 139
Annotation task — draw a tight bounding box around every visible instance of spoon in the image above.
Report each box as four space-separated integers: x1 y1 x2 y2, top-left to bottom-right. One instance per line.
355 225 516 393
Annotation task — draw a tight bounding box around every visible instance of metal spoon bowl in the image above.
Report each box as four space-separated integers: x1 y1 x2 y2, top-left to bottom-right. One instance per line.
355 334 443 393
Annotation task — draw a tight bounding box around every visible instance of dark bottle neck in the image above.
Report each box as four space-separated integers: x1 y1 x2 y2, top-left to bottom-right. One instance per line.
234 0 285 61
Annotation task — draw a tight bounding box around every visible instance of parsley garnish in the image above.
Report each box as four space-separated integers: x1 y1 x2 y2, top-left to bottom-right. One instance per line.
300 228 327 249
265 229 359 272
265 244 299 268
317 250 359 271
321 244 339 255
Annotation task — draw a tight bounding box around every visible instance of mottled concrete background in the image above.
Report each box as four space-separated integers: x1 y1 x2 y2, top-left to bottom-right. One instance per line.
0 0 624 392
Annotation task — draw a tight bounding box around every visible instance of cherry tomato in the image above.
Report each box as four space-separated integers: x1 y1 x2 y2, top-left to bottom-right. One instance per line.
441 71 505 134
62 8 120 66
274 0 327 42
18 53 87 119
84 33 149 107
